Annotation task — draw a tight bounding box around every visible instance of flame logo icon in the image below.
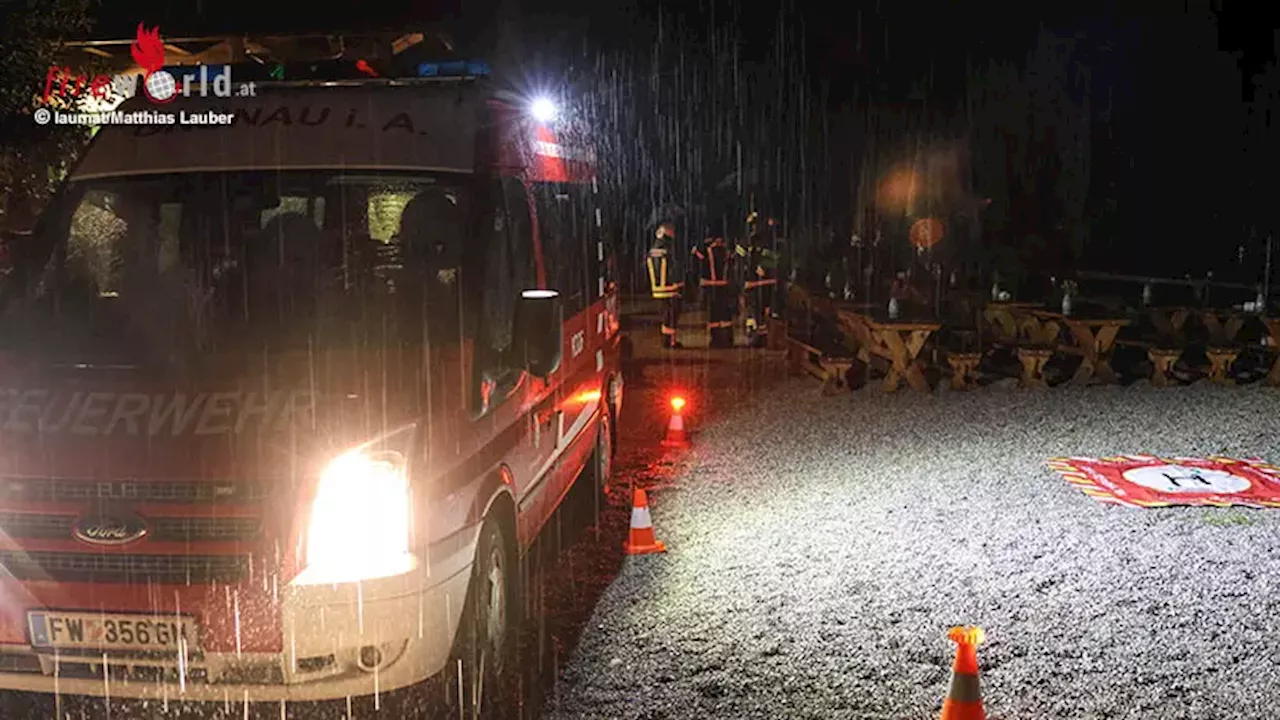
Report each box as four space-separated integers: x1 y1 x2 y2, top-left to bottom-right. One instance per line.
131 23 176 103
130 23 165 72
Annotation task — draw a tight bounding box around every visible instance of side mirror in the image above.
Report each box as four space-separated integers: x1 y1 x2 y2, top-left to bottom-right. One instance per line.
515 289 562 378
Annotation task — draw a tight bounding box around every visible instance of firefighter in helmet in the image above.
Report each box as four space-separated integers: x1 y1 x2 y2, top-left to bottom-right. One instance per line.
646 221 684 349
736 212 781 348
693 221 734 348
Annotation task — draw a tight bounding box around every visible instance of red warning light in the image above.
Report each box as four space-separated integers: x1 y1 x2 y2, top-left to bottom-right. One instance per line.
573 389 603 404
670 396 687 412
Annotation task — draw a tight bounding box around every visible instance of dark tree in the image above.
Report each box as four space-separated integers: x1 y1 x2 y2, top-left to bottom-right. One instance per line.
0 0 96 229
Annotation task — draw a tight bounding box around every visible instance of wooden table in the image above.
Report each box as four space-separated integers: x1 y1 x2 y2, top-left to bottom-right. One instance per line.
1195 309 1250 346
1146 306 1192 345
828 301 879 363
1118 306 1193 387
1263 317 1280 387
1021 309 1066 345
983 301 1041 343
1031 310 1130 386
838 308 941 392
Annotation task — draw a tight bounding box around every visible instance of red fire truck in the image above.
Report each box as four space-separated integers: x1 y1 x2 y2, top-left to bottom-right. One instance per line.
0 59 621 712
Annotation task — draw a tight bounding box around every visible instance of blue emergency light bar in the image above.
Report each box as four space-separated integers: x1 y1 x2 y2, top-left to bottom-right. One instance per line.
417 60 491 77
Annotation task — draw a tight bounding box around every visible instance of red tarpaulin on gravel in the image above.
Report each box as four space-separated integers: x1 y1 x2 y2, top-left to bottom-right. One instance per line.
1047 456 1280 508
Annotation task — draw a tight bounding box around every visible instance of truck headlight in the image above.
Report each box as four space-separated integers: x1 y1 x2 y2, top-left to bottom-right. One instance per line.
294 449 417 586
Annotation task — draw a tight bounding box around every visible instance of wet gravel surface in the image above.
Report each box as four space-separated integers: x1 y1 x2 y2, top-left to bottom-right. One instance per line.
543 380 1280 720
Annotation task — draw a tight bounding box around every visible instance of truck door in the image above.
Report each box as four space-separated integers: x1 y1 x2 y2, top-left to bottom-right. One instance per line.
468 177 556 545
528 181 601 517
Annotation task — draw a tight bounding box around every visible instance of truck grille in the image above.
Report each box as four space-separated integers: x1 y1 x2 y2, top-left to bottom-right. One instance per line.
0 551 250 584
0 478 271 586
0 513 261 542
0 478 270 504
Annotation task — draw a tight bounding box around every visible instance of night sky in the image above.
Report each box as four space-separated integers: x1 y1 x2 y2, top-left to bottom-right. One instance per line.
92 2 1277 96
89 0 1280 275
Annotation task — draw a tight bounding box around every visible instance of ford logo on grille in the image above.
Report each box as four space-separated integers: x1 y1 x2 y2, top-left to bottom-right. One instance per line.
72 513 148 545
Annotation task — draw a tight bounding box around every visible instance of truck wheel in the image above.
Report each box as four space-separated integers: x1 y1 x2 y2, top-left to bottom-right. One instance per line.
453 513 518 718
590 404 615 513
607 374 624 444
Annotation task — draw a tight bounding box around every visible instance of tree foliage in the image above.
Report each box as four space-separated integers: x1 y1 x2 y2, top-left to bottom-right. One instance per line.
0 0 97 229
855 10 1256 280
1245 61 1280 217
1135 9 1244 275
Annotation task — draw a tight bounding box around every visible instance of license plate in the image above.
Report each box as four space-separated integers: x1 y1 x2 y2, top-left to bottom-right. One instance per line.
28 612 199 652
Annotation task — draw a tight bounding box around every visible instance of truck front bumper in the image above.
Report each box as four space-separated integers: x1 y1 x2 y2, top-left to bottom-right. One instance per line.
0 526 478 702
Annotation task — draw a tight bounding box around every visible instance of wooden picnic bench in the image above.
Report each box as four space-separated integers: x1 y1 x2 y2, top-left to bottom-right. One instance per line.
1014 346 1055 388
1106 305 1203 386
1204 346 1240 385
985 306 1059 387
946 351 983 390
983 301 1042 345
1195 309 1254 385
979 301 1055 387
831 304 889 363
1147 347 1183 387
786 336 857 395
1028 309 1130 386
783 285 859 393
1134 306 1192 386
986 305 1130 388
1113 337 1186 387
1264 317 1280 387
837 307 941 393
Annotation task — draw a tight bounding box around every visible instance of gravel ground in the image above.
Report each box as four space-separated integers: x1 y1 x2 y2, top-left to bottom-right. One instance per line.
542 380 1280 720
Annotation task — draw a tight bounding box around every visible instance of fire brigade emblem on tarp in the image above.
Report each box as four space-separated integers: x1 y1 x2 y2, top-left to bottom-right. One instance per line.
1047 456 1280 508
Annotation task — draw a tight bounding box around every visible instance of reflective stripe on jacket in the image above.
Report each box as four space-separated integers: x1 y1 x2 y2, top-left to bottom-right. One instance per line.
734 242 779 285
693 239 729 287
646 247 682 299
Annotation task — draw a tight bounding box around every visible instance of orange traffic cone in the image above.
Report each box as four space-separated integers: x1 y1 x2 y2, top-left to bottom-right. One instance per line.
623 488 666 555
940 626 986 720
662 396 689 448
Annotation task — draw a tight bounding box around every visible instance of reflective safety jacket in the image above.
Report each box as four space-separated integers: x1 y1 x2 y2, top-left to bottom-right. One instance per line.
692 237 729 287
735 237 780 290
646 244 683 299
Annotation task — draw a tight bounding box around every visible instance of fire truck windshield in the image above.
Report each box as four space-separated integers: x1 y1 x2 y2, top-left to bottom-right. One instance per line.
0 170 471 363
